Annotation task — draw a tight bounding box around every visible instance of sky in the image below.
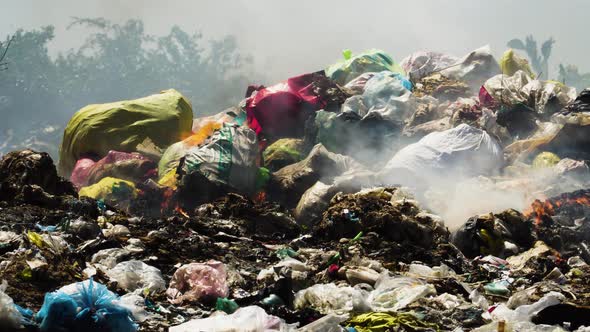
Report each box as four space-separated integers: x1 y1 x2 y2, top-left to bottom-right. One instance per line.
1 0 589 81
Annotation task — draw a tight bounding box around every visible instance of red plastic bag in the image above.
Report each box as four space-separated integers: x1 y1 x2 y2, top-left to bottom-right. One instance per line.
479 86 496 109
245 72 345 139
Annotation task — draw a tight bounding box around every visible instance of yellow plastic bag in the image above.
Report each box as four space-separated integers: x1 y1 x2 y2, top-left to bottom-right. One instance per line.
532 151 560 168
500 49 535 78
59 89 193 176
27 231 45 248
158 168 178 189
78 177 137 201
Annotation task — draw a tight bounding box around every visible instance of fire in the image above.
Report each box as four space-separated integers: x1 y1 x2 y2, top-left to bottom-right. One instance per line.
575 196 590 206
524 199 554 225
175 205 190 218
254 191 267 203
524 191 590 225
161 187 189 218
160 187 175 212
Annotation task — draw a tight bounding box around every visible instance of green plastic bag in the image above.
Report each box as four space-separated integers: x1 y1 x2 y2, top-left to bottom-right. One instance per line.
262 138 305 171
215 298 238 314
326 49 404 85
59 89 193 176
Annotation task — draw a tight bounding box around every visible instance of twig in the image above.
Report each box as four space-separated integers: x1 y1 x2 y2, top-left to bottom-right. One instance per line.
0 35 14 65
0 36 13 72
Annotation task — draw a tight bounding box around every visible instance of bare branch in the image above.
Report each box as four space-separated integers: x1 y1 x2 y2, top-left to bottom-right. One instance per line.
0 35 14 66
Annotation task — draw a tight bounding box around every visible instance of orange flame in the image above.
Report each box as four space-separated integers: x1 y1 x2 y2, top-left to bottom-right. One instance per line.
524 199 554 225
254 191 267 204
160 188 175 212
175 205 190 218
524 194 590 225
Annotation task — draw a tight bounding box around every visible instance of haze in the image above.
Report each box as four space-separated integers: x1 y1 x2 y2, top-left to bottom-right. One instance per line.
2 0 589 81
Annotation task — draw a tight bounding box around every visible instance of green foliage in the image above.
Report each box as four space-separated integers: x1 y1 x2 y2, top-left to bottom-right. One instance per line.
507 35 554 79
0 26 61 140
509 35 589 92
0 18 253 158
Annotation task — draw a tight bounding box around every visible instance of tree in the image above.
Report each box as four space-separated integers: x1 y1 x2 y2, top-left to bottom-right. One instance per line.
0 26 59 132
558 64 590 92
0 19 254 158
0 35 13 71
507 35 554 79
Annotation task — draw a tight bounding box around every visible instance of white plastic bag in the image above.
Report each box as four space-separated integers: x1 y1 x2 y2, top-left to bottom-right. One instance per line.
483 70 532 106
91 248 131 269
169 306 296 332
294 283 364 314
362 71 412 123
473 321 566 332
490 291 565 322
383 124 503 185
441 45 500 90
297 313 348 332
0 280 23 329
483 71 576 116
521 80 576 114
369 275 436 312
107 260 166 293
401 51 459 81
408 263 456 278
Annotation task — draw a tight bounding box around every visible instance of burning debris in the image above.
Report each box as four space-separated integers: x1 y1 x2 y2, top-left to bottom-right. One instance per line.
526 189 590 225
3 47 590 332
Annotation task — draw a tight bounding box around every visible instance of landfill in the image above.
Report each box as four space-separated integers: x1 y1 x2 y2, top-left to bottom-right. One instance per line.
2 47 590 332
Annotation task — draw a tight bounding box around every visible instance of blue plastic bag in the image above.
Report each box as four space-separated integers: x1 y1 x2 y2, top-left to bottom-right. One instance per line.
14 303 36 327
361 71 413 123
378 71 413 91
36 279 138 332
35 223 58 232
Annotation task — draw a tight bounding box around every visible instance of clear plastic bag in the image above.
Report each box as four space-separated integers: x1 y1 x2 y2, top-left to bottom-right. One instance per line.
0 280 25 329
106 260 166 294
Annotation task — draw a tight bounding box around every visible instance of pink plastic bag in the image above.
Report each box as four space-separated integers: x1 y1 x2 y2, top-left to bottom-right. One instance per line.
71 150 154 188
166 260 229 304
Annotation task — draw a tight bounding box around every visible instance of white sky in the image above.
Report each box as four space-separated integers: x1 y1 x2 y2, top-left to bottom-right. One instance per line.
2 0 589 81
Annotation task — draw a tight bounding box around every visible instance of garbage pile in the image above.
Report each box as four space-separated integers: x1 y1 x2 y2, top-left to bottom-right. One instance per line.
2 47 590 331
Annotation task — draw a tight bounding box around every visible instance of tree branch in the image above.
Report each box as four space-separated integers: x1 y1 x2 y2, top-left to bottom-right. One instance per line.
0 35 14 68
